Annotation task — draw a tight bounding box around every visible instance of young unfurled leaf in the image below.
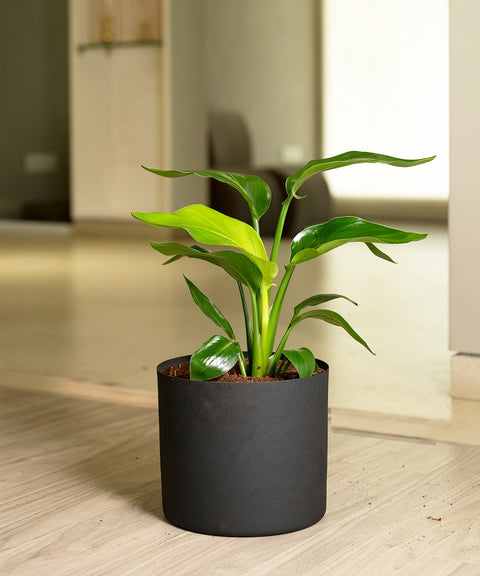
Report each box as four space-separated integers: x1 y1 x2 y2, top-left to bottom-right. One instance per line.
190 335 241 381
286 151 436 198
184 276 235 340
293 293 358 319
290 309 374 354
282 348 316 378
365 242 396 263
290 217 427 265
151 242 263 290
142 166 271 221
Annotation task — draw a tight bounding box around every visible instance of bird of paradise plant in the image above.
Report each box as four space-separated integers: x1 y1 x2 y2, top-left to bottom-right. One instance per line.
132 151 434 380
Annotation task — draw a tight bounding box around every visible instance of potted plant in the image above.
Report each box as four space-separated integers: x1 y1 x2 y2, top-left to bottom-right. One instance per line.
132 151 434 537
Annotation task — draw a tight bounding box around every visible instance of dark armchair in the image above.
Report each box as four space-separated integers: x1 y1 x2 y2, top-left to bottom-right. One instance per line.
208 110 331 236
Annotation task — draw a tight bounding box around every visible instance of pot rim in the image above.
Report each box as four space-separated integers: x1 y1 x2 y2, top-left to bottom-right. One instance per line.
157 354 329 386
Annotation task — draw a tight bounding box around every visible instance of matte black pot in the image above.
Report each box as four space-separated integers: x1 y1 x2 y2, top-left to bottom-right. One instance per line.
157 355 329 537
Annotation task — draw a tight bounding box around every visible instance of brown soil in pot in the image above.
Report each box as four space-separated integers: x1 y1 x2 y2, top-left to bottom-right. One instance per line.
162 361 324 383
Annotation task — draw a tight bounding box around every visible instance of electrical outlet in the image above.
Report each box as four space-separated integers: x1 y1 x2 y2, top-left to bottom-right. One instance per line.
24 152 58 174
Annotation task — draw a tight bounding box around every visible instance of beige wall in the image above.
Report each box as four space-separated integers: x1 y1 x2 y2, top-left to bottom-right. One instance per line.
449 0 480 355
205 0 318 166
69 0 166 221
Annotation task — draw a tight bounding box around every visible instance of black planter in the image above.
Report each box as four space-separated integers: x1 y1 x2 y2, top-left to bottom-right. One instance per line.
157 355 329 537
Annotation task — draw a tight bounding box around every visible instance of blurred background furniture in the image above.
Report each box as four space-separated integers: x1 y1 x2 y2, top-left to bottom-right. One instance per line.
208 110 331 236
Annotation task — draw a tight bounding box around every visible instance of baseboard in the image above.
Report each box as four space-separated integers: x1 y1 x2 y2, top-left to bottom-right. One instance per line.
332 196 448 222
451 353 480 400
72 219 172 240
0 219 72 235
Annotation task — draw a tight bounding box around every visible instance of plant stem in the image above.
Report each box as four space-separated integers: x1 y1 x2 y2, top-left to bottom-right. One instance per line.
270 195 293 264
250 289 264 376
237 350 247 377
264 263 296 366
252 216 260 235
268 324 293 374
260 283 270 346
278 355 290 375
237 281 253 368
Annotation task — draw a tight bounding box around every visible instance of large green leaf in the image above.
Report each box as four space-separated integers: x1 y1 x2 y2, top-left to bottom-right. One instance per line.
290 217 427 265
151 242 263 290
190 335 241 381
293 293 358 318
152 242 277 288
286 151 436 197
282 348 316 378
142 166 271 220
290 309 374 354
184 276 235 340
132 204 267 260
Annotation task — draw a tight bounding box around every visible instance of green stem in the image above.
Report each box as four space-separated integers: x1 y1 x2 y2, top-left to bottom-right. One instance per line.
264 263 296 362
268 324 294 374
260 283 270 349
278 355 290 375
237 281 253 366
270 195 293 264
252 216 260 235
250 289 264 376
237 350 247 377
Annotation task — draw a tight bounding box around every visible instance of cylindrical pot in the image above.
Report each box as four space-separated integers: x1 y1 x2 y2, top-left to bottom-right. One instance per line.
157 355 329 537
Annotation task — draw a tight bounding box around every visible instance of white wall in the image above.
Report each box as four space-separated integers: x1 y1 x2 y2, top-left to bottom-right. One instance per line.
449 0 480 355
322 0 448 200
205 0 318 166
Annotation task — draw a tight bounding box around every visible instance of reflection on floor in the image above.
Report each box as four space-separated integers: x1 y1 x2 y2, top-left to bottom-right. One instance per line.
1 220 479 445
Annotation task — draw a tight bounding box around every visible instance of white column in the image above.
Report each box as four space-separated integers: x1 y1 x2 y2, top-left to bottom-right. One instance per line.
450 0 480 399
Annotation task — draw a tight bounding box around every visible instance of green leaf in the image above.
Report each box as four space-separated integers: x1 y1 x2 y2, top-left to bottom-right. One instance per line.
142 166 271 220
245 253 278 287
282 348 316 378
290 309 375 354
184 276 235 340
161 244 208 266
286 151 436 198
365 242 396 263
190 335 241 381
293 293 358 319
132 204 267 261
290 217 427 265
151 242 263 290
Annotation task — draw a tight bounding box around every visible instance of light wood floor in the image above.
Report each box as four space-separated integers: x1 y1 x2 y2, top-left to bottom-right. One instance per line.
1 384 479 576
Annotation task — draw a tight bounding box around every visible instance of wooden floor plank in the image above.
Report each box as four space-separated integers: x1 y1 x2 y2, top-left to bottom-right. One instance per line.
1 386 480 576
394 556 480 576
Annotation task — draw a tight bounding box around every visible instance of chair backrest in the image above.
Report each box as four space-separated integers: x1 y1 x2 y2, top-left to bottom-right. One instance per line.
209 110 252 167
